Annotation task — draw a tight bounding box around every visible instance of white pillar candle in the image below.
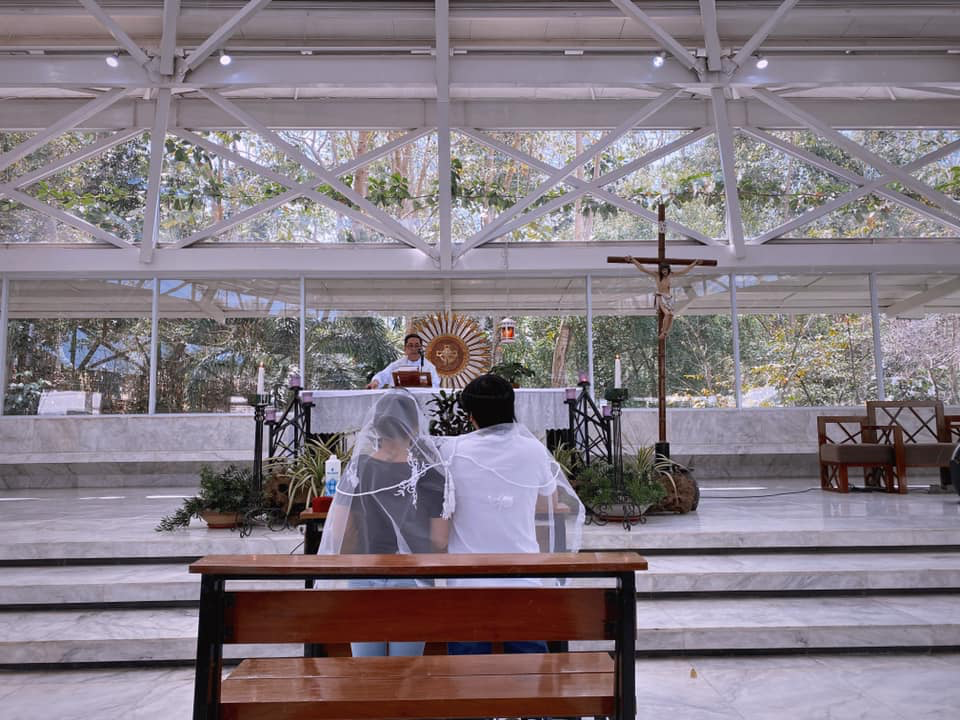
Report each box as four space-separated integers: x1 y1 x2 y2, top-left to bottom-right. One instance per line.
256 363 265 396
614 354 622 388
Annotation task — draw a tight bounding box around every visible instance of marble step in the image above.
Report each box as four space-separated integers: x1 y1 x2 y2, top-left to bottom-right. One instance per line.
635 551 960 594
0 564 315 606
3 552 960 607
2 594 958 666
0 607 301 666
632 593 960 652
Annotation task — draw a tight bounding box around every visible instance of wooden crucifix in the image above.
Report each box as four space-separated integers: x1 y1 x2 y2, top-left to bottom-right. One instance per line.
608 203 718 458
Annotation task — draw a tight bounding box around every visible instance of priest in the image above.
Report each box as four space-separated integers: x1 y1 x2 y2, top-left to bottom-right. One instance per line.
366 333 440 389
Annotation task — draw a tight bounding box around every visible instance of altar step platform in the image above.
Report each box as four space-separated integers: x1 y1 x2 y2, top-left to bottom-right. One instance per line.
0 483 958 667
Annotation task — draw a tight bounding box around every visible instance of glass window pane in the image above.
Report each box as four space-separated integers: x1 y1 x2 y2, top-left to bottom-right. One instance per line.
5 279 152 415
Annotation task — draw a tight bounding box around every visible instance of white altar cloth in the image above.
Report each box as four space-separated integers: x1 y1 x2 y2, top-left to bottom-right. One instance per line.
308 388 567 434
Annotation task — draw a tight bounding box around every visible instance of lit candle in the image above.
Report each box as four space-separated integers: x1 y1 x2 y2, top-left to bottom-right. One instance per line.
300 391 313 405
564 387 577 401
265 407 276 423
289 372 301 389
614 354 622 389
256 363 265 396
602 403 612 418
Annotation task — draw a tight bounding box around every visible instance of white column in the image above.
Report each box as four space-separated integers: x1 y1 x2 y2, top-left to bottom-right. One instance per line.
730 273 743 409
435 0 452 270
586 274 595 396
869 272 886 400
148 278 159 414
0 276 9 416
299 276 307 385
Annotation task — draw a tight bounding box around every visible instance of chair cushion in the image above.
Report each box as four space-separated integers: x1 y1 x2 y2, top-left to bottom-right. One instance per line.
820 443 894 465
903 443 956 467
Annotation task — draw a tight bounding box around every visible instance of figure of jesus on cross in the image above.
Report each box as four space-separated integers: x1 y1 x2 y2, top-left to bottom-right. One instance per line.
607 203 718 457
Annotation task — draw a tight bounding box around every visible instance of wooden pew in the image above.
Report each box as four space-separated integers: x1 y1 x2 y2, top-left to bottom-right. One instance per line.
190 551 646 720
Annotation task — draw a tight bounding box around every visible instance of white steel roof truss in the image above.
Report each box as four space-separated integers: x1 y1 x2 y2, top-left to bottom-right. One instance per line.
169 127 431 249
457 126 718 247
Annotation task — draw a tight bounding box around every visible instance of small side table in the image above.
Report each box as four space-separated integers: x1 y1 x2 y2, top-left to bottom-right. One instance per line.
298 510 328 557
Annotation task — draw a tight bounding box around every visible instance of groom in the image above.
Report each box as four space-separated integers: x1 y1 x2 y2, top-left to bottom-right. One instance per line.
441 373 562 655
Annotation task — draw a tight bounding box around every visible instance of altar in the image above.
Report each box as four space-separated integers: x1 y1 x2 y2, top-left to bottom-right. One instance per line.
308 388 568 434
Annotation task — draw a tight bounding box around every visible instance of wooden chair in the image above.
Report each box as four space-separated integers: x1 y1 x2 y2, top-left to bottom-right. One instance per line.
818 415 905 493
867 400 955 489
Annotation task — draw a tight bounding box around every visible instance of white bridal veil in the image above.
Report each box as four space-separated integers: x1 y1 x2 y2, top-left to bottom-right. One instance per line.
318 386 585 558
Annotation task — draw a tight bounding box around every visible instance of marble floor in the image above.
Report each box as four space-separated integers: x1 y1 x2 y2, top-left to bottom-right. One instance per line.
1 478 958 718
0 478 957 557
0 653 957 720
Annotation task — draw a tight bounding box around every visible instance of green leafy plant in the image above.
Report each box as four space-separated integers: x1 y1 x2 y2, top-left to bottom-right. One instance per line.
550 442 579 480
489 362 535 386
4 370 53 415
572 453 668 513
283 434 354 514
427 389 474 436
155 464 257 531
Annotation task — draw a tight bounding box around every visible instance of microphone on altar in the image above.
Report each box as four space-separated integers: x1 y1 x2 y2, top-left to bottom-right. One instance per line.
419 348 425 369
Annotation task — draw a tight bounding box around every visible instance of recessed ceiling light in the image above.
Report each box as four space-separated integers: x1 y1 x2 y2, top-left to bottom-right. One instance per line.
105 51 120 68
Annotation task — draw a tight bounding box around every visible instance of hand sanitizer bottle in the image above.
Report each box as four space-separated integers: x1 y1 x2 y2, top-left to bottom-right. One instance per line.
324 453 341 496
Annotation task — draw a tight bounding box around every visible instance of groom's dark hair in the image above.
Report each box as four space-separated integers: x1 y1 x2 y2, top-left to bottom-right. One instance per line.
460 374 515 428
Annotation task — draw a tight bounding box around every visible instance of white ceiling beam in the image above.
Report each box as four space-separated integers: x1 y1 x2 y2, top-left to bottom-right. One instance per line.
4 98 960 132
457 88 681 255
0 186 134 250
77 0 152 68
885 276 960 317
436 0 453 272
742 128 960 237
750 88 960 222
0 88 127 174
459 126 718 246
7 53 959 89
710 88 746 257
609 0 700 74
728 0 799 73
140 88 172 263
198 89 436 258
3 242 959 277
698 0 724 73
180 0 273 74
158 0 180 76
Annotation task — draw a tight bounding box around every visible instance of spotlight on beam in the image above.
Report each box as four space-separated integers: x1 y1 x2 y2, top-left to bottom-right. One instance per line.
754 54 769 69
105 51 120 68
219 49 232 66
652 51 666 68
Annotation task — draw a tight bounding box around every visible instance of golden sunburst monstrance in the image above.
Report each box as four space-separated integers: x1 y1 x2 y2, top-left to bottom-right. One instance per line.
412 313 492 389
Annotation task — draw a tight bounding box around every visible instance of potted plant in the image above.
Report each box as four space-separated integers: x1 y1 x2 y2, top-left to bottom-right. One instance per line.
572 447 669 521
155 464 257 531
490 362 535 388
427 389 474 436
285 434 352 516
